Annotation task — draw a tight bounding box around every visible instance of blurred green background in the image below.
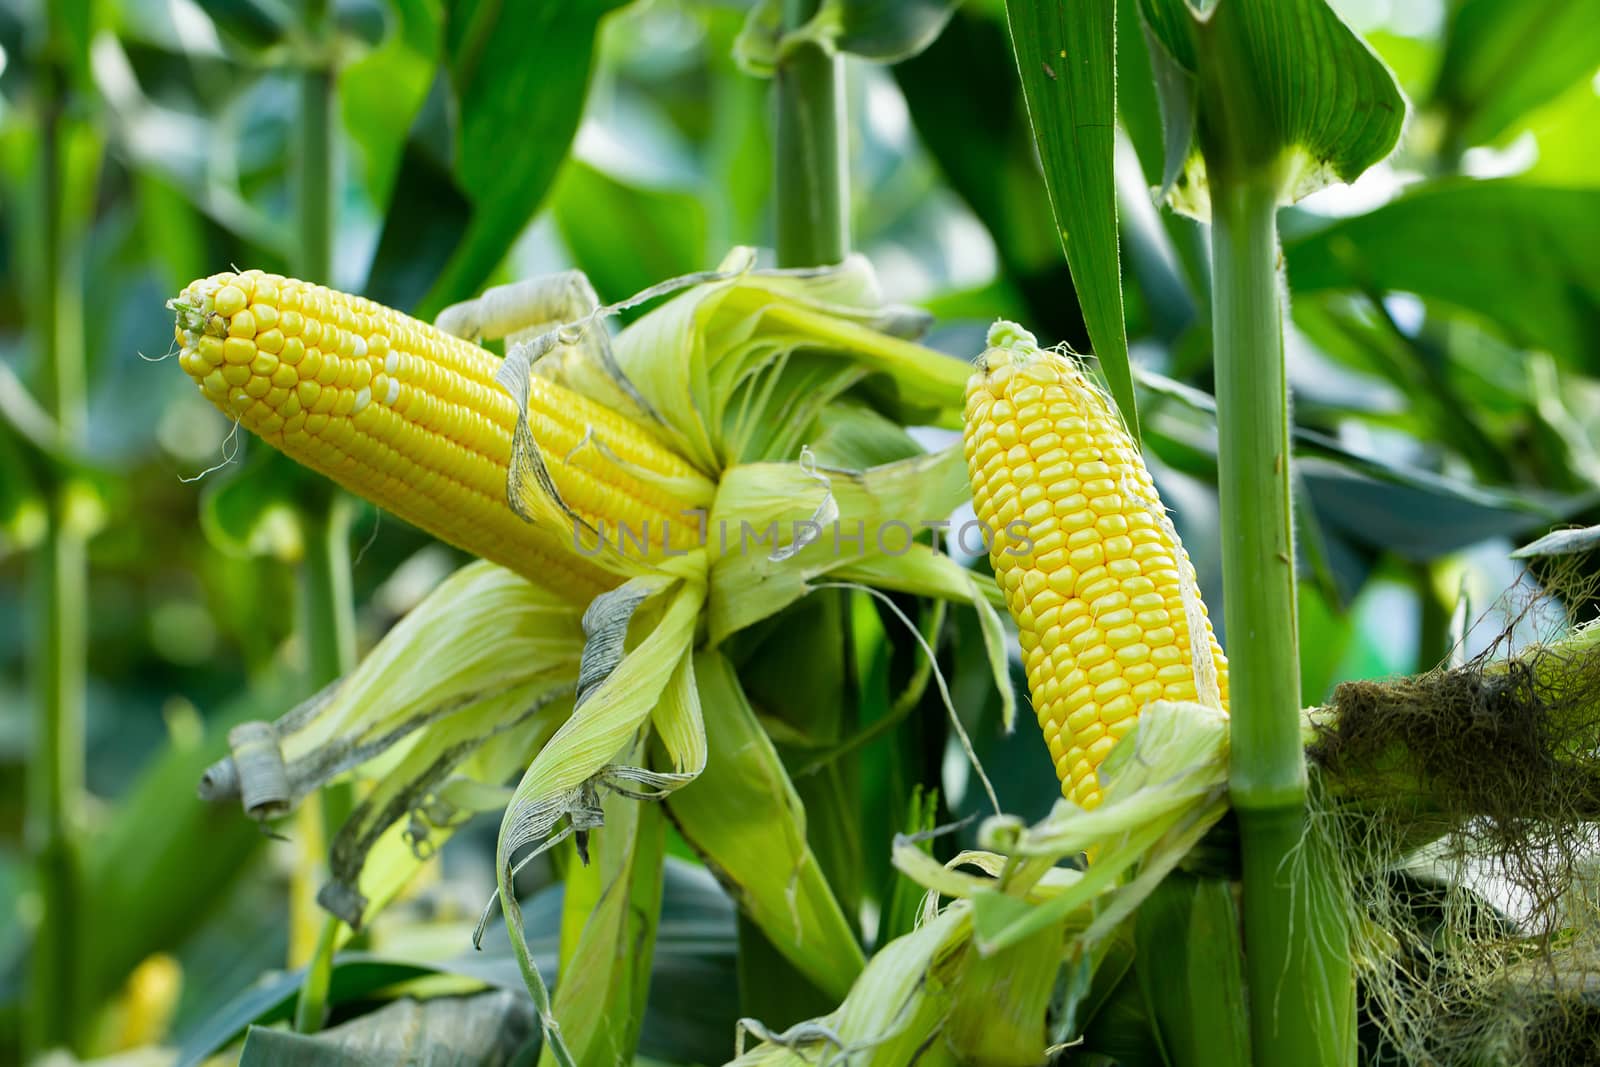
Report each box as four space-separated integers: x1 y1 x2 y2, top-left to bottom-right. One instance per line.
1 0 1598 1062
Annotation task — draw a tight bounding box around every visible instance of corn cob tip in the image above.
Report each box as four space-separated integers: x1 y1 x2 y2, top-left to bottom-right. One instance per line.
169 270 389 443
982 319 1039 361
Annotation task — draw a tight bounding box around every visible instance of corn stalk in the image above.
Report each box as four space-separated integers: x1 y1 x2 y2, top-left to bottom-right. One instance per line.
734 0 864 1028
25 7 90 1056
290 0 354 1033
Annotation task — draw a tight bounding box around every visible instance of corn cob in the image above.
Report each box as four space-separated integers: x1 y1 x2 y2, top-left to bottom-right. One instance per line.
171 270 704 600
964 327 1228 808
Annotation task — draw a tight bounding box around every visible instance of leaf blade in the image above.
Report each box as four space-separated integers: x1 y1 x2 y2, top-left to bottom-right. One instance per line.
1004 0 1139 442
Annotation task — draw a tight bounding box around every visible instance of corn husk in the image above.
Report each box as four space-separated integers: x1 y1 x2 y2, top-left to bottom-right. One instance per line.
665 650 865 999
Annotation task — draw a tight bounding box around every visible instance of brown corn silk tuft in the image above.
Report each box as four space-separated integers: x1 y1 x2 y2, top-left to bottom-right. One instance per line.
171 270 704 600
1308 555 1600 1065
963 337 1228 807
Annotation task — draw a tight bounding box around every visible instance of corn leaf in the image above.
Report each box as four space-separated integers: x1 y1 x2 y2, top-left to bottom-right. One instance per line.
734 0 960 71
599 255 967 472
497 577 701 866
1138 0 1405 210
1003 0 1138 443
319 685 572 928
197 562 587 820
238 991 537 1066
957 702 1231 954
1135 874 1251 1067
727 904 971 1066
338 0 440 210
550 160 710 307
1284 182 1600 374
366 0 629 316
1429 0 1600 151
664 651 865 1000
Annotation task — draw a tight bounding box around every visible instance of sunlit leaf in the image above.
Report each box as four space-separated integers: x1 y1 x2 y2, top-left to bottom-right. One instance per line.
366 0 627 315
1430 0 1600 152
1138 0 1406 208
549 160 709 305
339 0 440 208
1285 181 1600 374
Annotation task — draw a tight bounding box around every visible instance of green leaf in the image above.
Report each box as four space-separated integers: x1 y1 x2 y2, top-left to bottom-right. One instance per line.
0 420 44 556
239 991 538 1066
1297 456 1584 562
549 160 709 306
339 0 441 209
733 0 960 72
1430 0 1600 152
203 0 291 53
1285 181 1600 374
76 684 290 1015
1134 874 1251 1067
1513 523 1600 560
366 0 627 316
1003 0 1138 442
832 0 961 62
198 449 308 561
546 789 665 1066
1140 368 1591 561
663 650 865 1000
1139 0 1405 206
177 860 737 1067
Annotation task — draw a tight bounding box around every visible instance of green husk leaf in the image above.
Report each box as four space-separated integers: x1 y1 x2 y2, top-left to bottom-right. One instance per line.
496 577 702 866
576 251 967 472
197 562 586 820
706 445 970 642
543 765 666 1067
664 651 865 1000
317 683 573 928
1513 523 1600 560
943 702 1231 954
727 903 972 1067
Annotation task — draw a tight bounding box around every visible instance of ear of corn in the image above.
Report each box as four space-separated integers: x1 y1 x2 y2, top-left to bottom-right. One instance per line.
964 323 1228 808
170 270 709 601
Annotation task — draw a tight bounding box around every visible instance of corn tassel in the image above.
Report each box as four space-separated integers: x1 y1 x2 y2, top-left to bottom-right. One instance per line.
964 324 1228 808
170 270 706 600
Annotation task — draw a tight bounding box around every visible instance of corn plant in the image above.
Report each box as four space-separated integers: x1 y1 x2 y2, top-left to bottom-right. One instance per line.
8 1 1600 1064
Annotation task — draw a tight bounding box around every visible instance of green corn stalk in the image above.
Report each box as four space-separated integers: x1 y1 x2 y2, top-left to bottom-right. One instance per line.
290 0 355 1034
25 6 97 1055
737 0 863 1027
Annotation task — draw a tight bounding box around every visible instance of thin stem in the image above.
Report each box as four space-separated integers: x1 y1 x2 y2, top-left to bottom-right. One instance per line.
287 0 356 1017
297 0 335 287
25 29 87 1058
774 0 848 267
1213 177 1351 1066
292 916 341 1034
298 492 357 689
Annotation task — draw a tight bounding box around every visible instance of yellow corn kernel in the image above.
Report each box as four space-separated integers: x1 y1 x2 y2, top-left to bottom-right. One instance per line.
964 328 1229 809
171 269 708 601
